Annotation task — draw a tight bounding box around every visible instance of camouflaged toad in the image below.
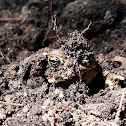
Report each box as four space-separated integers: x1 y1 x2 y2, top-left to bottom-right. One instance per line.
3 30 123 90
3 30 99 89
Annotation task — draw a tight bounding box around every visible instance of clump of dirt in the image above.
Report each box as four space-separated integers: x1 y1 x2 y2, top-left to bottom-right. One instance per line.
59 0 119 36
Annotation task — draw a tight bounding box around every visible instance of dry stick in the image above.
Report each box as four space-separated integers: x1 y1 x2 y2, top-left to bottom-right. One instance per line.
49 0 53 17
113 88 126 126
41 0 54 46
42 20 52 46
51 15 61 42
81 22 92 35
42 15 61 46
0 101 24 106
77 22 92 43
0 17 22 22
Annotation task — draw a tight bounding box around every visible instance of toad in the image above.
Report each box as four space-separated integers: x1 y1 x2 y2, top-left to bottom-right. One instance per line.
2 30 124 90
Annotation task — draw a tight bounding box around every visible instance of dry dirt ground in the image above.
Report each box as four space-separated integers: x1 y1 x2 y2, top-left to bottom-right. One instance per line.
0 0 126 126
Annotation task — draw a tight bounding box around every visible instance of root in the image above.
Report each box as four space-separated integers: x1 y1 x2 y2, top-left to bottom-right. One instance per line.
81 22 92 35
113 88 126 126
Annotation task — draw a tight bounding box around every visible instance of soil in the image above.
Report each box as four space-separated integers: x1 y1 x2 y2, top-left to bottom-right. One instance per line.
0 0 126 126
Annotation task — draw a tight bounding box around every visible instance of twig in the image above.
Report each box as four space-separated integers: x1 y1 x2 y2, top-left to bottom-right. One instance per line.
113 88 126 126
49 0 54 17
81 22 92 35
41 20 52 46
51 15 61 41
0 17 22 22
41 0 54 46
42 15 61 46
0 101 24 106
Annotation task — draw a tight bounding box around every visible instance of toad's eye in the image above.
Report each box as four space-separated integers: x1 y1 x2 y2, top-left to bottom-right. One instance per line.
48 55 61 67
